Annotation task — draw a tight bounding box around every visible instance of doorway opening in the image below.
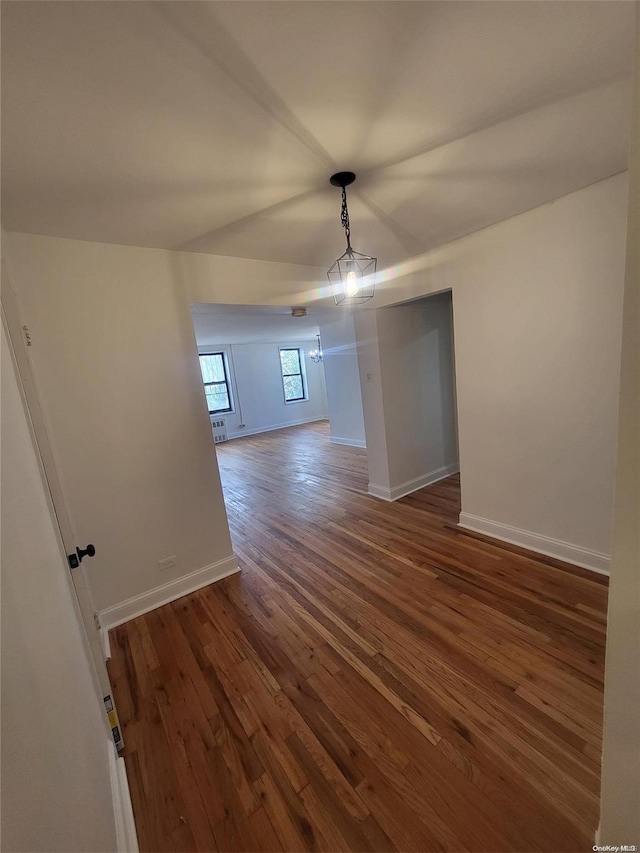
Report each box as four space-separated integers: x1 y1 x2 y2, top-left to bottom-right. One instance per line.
359 289 460 505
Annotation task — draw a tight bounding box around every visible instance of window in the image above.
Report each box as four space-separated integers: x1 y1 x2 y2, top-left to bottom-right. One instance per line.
199 352 233 414
279 348 307 403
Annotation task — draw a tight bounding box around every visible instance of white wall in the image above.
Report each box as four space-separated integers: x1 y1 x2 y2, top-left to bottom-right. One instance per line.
2 232 236 619
452 177 627 570
359 174 627 570
354 310 392 491
197 341 328 440
319 316 366 448
174 251 325 308
1 321 119 853
599 10 639 842
356 292 459 500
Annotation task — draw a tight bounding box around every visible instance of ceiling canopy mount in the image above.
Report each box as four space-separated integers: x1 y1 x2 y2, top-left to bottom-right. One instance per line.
329 171 356 189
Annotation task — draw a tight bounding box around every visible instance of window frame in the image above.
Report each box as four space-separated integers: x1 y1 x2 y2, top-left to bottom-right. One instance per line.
198 351 234 415
279 347 307 404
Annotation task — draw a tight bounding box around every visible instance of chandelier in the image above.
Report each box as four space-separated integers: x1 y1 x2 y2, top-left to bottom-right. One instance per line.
309 334 323 363
327 171 376 306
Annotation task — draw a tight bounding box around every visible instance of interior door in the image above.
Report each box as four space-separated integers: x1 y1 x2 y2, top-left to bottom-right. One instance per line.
1 264 122 747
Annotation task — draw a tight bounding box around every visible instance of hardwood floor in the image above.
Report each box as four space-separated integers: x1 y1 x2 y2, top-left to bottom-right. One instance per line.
108 421 608 852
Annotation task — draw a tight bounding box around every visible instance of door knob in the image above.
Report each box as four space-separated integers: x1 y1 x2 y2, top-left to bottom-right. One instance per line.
76 544 96 562
67 544 95 569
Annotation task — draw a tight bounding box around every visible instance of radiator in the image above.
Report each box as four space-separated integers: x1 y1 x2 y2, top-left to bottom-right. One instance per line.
211 418 227 443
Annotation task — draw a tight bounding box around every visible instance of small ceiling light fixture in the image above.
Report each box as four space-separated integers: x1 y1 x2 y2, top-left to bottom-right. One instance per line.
309 334 323 363
291 306 307 317
327 171 376 306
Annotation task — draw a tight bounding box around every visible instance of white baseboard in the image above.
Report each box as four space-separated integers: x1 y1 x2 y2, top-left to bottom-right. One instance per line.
369 463 459 502
227 416 326 441
330 436 366 448
458 513 610 575
98 556 240 630
368 482 393 500
109 741 139 852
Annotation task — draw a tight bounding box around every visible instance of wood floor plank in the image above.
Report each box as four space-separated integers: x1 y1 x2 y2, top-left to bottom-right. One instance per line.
248 807 285 852
108 421 608 852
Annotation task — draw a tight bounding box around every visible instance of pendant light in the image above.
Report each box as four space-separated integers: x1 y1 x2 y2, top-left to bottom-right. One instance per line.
327 172 376 305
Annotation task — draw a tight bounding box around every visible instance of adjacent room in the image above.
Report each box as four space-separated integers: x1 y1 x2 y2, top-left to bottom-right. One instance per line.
191 304 331 443
1 2 638 852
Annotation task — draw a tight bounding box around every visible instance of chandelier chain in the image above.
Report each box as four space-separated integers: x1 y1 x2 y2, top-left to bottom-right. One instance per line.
341 186 351 247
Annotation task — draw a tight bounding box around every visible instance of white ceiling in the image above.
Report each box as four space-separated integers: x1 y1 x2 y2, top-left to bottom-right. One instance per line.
191 302 337 345
1 1 635 275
